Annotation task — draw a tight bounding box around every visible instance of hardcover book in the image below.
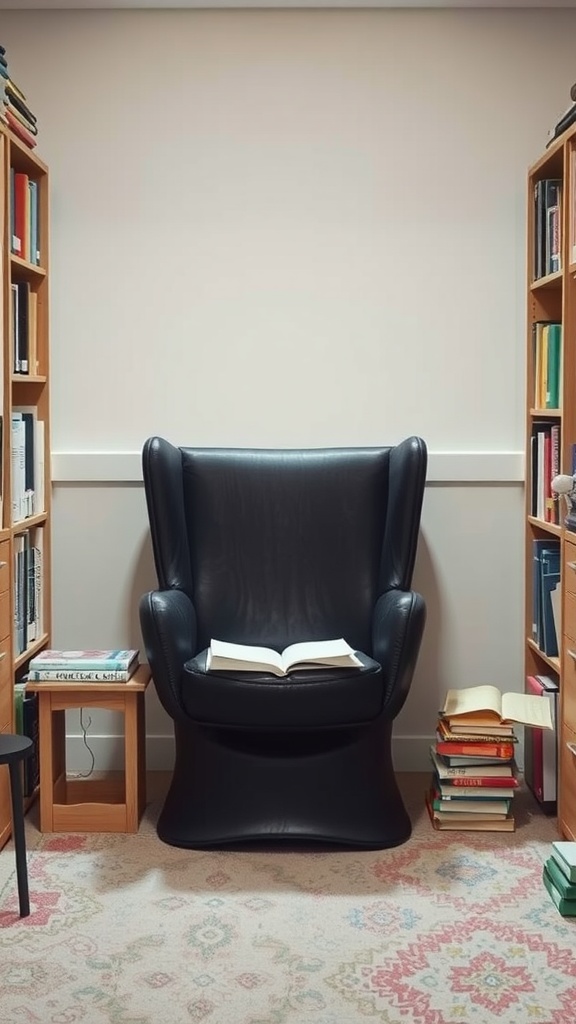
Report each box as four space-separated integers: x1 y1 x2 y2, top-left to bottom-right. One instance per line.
425 792 515 832
551 841 576 883
441 684 553 730
27 668 135 682
543 865 576 916
28 649 139 672
430 747 516 780
206 638 362 677
545 856 576 900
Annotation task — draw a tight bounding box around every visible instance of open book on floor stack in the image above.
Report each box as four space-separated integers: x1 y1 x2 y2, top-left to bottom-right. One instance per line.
426 684 553 833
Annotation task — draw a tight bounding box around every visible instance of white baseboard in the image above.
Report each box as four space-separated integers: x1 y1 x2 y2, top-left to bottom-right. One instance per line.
65 732 440 774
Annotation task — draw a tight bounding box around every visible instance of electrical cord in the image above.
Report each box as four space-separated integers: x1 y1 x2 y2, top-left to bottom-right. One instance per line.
68 708 96 779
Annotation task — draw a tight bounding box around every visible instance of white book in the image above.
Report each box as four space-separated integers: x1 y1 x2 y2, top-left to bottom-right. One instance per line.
207 638 362 677
10 413 25 523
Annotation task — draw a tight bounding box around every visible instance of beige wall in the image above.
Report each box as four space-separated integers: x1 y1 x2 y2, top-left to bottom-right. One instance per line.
1 7 571 768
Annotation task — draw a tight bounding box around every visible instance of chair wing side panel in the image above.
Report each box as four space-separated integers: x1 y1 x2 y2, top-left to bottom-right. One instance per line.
142 436 193 594
379 436 427 592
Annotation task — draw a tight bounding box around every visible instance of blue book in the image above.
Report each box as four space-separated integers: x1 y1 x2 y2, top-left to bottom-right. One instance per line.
539 545 560 653
533 539 559 646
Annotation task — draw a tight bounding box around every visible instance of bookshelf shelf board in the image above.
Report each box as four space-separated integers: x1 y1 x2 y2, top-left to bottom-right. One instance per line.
7 129 48 175
11 375 47 386
530 270 563 292
530 135 567 177
530 408 562 418
11 512 48 533
527 516 562 537
13 633 49 672
570 262 576 277
9 254 46 280
526 637 560 672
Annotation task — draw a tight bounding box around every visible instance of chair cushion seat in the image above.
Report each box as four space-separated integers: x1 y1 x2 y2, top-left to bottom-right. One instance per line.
182 649 384 728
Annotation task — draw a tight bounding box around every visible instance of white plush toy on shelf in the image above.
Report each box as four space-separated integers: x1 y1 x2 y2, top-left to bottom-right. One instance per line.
552 473 576 515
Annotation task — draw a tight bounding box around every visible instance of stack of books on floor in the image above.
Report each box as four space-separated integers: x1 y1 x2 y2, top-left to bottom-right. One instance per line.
26 649 140 682
426 684 554 833
0 43 38 149
543 842 576 917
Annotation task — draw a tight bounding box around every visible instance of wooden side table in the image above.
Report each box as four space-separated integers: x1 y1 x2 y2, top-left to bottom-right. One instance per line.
27 664 151 833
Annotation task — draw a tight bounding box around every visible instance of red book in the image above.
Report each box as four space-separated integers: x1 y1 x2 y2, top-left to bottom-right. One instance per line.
6 109 37 150
525 674 558 807
12 171 29 260
436 741 515 759
446 776 519 788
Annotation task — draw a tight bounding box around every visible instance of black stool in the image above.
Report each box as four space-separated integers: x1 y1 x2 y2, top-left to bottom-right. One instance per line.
0 734 33 917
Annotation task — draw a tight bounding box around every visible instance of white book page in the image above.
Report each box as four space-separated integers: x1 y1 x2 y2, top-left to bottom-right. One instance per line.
443 685 502 719
210 639 282 670
281 638 353 670
501 692 553 730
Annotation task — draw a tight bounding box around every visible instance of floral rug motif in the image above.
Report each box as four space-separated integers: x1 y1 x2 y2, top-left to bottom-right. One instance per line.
0 775 574 1024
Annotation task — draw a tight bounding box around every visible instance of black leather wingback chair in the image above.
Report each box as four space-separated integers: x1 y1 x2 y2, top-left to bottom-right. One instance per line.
139 436 427 850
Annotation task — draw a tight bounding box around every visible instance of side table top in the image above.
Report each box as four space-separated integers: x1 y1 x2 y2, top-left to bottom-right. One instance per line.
25 663 152 693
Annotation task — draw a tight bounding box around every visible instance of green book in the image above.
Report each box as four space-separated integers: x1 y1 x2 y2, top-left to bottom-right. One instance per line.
543 866 576 916
546 323 562 409
551 841 576 883
545 856 576 899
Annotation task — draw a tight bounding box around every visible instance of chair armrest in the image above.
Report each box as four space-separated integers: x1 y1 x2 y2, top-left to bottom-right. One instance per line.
139 589 198 723
372 589 426 719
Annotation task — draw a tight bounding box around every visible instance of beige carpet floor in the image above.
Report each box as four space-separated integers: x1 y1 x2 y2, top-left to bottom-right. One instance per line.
0 773 574 1024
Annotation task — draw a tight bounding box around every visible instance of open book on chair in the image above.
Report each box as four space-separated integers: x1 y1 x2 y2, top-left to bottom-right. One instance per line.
442 684 553 730
206 638 363 677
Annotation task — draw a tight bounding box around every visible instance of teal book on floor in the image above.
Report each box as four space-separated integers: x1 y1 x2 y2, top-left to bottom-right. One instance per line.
545 856 576 900
551 841 576 883
543 865 576 916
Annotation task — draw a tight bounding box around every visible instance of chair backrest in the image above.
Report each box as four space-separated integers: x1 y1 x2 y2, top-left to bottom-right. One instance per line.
142 437 427 654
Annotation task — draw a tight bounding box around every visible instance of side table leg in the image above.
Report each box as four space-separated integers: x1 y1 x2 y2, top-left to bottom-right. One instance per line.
124 693 139 832
9 760 30 918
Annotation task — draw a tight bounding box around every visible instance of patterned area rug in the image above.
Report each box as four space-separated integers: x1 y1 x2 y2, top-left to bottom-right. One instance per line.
0 773 575 1024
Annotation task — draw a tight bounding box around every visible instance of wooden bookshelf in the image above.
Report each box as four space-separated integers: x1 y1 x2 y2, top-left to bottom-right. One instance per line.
0 123 51 851
525 122 576 833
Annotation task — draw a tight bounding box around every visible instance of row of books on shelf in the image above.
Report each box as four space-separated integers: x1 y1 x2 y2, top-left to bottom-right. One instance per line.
531 537 560 658
529 422 560 524
0 44 38 151
426 684 554 833
534 178 562 280
14 525 44 658
11 410 45 524
532 322 562 411
11 281 40 376
10 168 41 265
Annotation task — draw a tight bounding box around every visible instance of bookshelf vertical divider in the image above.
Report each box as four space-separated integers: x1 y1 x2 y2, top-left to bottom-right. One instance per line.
0 123 51 851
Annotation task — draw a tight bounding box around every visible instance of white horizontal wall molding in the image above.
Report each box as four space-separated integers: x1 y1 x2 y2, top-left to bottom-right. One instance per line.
51 450 525 484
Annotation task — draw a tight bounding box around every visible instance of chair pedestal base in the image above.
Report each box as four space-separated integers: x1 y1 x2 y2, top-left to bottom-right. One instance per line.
158 718 411 850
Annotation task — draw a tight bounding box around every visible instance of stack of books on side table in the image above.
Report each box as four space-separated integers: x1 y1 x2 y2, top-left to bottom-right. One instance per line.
543 842 576 917
426 684 554 833
27 649 140 682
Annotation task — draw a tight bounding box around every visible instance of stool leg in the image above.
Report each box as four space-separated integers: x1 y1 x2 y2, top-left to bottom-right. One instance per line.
9 760 30 918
